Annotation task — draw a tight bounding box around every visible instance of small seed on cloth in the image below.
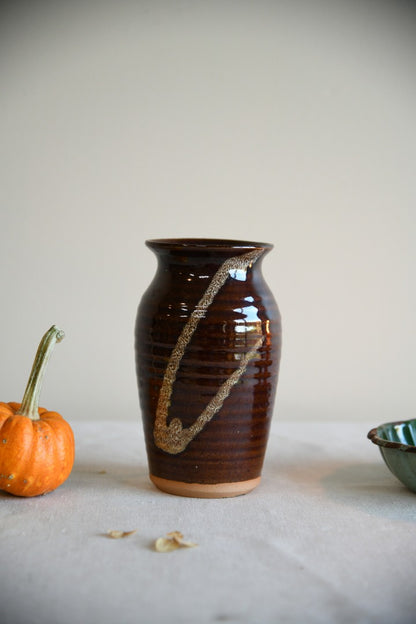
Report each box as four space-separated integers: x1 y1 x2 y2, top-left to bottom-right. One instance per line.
107 529 137 539
155 531 197 552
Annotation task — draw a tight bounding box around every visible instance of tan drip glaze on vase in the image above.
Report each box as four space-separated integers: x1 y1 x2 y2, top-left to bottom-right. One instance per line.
135 239 282 498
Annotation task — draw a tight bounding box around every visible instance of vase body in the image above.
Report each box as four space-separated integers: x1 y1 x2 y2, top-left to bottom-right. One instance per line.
135 238 282 497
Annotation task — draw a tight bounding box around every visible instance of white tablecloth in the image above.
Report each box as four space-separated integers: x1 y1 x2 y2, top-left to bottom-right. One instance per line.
1 419 415 624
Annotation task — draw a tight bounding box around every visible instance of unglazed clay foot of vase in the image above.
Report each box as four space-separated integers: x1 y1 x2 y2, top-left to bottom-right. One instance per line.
150 475 261 498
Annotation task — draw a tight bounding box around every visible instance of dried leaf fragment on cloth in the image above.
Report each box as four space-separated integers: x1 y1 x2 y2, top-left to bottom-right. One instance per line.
107 529 137 539
155 531 197 552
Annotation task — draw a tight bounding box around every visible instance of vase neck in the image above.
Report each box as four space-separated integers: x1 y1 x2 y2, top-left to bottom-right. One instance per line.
146 238 272 267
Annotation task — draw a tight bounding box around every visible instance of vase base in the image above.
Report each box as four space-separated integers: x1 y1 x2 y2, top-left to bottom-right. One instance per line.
149 474 261 498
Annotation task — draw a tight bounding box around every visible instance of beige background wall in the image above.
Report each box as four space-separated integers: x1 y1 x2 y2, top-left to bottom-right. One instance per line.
1 0 415 423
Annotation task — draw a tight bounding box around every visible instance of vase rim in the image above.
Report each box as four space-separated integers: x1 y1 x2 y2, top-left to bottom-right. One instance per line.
145 238 273 252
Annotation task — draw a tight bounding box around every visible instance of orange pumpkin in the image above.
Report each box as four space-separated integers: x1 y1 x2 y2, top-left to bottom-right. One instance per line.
0 326 74 497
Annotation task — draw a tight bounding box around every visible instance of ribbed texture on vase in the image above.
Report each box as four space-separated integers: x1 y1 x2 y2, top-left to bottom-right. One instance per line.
135 239 281 492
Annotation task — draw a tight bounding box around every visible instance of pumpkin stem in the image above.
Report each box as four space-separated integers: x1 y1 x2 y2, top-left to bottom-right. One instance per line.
17 326 65 421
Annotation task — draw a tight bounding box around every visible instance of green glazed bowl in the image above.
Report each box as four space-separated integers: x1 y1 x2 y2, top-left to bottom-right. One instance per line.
368 419 416 493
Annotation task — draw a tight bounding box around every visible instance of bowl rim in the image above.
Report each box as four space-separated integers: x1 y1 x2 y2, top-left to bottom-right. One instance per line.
367 419 416 453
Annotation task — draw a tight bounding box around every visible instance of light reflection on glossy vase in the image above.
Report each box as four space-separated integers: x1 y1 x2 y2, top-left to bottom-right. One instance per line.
135 238 282 497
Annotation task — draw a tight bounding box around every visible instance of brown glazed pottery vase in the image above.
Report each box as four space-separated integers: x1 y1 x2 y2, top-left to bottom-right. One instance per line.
135 238 282 497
